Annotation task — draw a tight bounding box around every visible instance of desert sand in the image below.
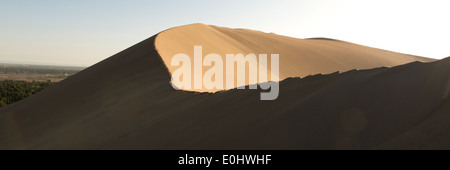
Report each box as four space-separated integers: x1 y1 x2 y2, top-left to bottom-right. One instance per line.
156 23 433 91
0 24 449 150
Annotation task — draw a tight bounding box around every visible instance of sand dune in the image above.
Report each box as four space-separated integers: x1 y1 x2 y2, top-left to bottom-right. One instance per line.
0 24 448 150
156 23 434 91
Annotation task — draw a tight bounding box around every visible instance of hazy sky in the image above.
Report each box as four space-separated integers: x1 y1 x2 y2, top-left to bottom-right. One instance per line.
1 0 449 66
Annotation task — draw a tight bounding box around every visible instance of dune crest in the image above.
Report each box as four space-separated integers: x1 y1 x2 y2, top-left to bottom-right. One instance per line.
155 23 434 92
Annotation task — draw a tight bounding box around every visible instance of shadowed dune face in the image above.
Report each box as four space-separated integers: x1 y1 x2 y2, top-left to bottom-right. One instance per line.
0 24 449 150
155 23 434 92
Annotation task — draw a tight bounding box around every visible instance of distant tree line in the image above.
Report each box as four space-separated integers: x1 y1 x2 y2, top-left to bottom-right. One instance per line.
0 67 80 75
0 80 54 107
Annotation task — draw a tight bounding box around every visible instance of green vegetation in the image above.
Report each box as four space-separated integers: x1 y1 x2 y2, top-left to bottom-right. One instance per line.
0 63 84 107
0 80 55 107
